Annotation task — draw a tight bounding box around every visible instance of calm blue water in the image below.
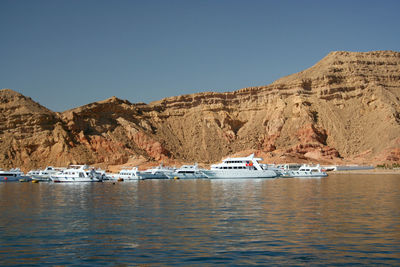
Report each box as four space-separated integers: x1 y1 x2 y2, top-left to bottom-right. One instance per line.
1 174 400 266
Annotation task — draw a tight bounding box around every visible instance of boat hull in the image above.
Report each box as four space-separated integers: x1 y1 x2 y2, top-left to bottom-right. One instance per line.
51 177 102 182
202 170 277 179
139 172 169 179
284 171 328 178
0 169 26 182
31 175 52 182
0 175 25 182
165 172 207 179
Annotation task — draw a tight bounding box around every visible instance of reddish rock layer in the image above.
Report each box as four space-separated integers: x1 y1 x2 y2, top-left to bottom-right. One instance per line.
1 50 399 171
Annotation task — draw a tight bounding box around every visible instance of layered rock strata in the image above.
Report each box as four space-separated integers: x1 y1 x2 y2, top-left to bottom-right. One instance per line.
1 50 399 171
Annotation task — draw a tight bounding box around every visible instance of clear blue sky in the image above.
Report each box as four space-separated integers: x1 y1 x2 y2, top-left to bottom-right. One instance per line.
1 0 399 111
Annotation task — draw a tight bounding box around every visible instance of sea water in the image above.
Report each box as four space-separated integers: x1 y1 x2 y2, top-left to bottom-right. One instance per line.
1 174 399 266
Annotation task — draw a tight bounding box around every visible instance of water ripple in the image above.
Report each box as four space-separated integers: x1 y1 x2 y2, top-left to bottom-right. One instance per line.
1 175 400 265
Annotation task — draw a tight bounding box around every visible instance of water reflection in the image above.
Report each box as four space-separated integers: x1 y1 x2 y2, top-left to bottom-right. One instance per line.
1 175 400 265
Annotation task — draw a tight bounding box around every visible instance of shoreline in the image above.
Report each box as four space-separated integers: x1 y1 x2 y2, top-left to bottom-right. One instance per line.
330 169 400 175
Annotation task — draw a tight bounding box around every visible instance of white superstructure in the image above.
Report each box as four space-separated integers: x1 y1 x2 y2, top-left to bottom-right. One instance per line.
50 165 103 182
276 163 303 172
109 167 142 180
138 164 175 179
283 164 328 178
29 166 65 181
202 154 277 179
27 169 41 177
165 164 207 179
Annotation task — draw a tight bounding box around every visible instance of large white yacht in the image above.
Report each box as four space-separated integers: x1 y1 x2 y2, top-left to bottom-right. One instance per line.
138 164 176 179
165 164 207 179
50 165 103 182
202 154 278 179
0 168 26 182
283 164 328 178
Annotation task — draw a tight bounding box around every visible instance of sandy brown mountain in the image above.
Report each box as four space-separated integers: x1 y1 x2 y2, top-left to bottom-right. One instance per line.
1 50 400 172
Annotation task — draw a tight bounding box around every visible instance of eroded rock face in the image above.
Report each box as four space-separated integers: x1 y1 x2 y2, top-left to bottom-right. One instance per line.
1 50 400 171
0 89 76 170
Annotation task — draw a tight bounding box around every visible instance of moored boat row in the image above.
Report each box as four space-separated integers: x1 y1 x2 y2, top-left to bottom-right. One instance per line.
1 154 333 183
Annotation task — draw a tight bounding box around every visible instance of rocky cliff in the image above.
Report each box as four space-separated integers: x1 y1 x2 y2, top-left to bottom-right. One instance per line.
1 50 400 171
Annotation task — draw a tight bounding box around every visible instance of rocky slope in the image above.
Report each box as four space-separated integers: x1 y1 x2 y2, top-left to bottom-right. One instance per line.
1 50 400 171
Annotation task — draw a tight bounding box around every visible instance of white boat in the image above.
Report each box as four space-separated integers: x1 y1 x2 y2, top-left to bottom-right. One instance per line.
138 164 176 179
93 168 109 180
283 164 328 178
273 163 303 177
27 169 41 177
165 164 207 179
50 165 103 183
0 168 26 182
29 166 65 181
202 154 278 179
109 167 142 181
276 163 303 172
